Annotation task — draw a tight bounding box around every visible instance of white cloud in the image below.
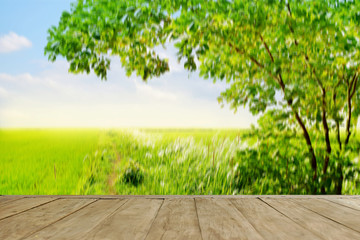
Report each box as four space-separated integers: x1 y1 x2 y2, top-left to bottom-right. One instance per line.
0 32 32 53
0 72 77 95
0 86 8 98
0 60 256 128
134 80 178 101
0 109 26 119
0 73 35 83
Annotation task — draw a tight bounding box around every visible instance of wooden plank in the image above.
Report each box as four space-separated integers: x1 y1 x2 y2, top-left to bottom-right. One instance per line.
293 198 360 233
145 198 202 240
0 197 56 220
195 198 263 240
25 199 128 240
0 198 95 240
0 196 23 205
262 198 360 240
324 198 360 211
81 198 163 240
8 194 360 199
0 196 359 240
231 198 322 240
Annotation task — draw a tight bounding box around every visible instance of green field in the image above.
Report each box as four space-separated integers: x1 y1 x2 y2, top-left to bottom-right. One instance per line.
0 129 100 194
0 129 359 195
0 129 244 195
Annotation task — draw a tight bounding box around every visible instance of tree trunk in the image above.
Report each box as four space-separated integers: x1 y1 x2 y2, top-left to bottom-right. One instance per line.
335 163 343 194
277 74 318 192
321 90 331 194
290 106 318 193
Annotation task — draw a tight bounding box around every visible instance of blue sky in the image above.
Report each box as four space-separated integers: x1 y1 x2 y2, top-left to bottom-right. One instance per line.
0 0 256 128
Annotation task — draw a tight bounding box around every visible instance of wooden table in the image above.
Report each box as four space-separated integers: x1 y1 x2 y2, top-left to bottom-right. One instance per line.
0 195 359 239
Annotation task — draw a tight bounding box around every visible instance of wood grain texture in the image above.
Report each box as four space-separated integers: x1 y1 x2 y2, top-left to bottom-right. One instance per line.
0 196 23 205
262 198 360 240
7 195 360 199
0 196 359 240
0 198 94 240
81 198 163 240
0 197 55 220
231 198 322 240
145 198 202 240
324 198 360 211
25 199 128 240
196 198 263 240
293 198 360 233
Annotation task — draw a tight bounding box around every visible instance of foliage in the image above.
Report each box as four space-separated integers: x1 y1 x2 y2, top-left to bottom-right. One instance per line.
45 0 360 193
78 129 360 195
233 126 360 194
1 129 359 195
77 148 112 194
120 160 145 186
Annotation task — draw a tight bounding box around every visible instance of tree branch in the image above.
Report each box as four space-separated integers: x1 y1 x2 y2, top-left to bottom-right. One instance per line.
350 75 358 99
260 34 318 185
336 121 341 150
228 41 279 82
306 63 331 186
249 56 265 69
345 73 358 146
259 34 274 62
286 5 331 191
333 78 342 151
229 36 318 189
350 73 357 91
321 86 331 194
286 3 298 46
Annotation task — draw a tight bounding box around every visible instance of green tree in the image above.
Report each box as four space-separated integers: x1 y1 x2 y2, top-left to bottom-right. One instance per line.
45 0 360 194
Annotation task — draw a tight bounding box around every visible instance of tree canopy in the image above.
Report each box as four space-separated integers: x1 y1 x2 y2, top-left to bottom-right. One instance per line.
45 0 360 193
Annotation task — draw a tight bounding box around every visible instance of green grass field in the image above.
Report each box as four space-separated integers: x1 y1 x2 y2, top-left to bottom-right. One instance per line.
0 128 359 195
0 128 245 195
76 128 246 195
0 129 100 194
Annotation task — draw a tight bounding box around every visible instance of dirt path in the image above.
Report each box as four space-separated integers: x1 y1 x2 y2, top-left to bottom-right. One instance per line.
107 143 122 194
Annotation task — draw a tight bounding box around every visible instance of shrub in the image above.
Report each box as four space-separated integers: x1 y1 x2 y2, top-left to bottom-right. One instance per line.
120 160 145 186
